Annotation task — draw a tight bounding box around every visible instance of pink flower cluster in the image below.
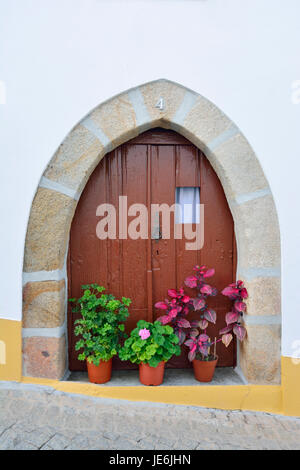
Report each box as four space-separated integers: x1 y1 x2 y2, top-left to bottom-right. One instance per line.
139 328 151 340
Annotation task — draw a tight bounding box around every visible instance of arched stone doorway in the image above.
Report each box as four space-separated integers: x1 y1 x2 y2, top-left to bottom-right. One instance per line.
22 79 281 384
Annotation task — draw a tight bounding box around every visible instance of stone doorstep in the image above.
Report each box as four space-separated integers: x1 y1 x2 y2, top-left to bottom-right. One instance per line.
68 367 244 387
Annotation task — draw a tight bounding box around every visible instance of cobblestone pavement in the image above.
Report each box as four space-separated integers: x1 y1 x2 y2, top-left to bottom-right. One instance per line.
0 381 300 450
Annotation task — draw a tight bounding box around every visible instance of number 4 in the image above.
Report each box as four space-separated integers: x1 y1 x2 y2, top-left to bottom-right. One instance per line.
155 97 165 111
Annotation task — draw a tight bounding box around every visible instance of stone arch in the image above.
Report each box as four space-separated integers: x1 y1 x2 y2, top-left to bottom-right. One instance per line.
22 79 281 383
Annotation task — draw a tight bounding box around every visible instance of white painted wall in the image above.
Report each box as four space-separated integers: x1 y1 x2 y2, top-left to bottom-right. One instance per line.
0 0 299 357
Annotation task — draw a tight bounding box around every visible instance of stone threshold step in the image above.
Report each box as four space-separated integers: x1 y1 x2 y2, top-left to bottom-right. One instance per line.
68 367 244 387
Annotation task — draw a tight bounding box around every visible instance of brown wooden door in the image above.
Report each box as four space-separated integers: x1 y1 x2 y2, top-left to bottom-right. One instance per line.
68 128 236 370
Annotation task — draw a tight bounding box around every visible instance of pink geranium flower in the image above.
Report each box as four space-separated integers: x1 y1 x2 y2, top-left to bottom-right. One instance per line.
139 328 150 340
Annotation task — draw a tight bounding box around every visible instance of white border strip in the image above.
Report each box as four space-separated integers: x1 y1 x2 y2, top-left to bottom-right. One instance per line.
81 117 112 150
231 188 271 206
172 90 198 125
207 125 239 151
239 267 281 280
22 321 66 338
39 176 80 201
128 87 151 127
243 315 281 325
23 268 65 285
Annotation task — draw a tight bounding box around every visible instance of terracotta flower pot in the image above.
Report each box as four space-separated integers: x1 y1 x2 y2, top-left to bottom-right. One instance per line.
86 358 112 384
192 356 218 383
139 361 165 386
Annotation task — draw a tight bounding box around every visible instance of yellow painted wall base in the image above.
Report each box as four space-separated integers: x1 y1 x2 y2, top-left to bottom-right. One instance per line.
0 319 22 382
282 356 300 417
22 376 283 415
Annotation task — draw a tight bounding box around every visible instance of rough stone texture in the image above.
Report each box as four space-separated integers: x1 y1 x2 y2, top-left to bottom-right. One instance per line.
244 277 281 316
88 93 138 148
139 80 187 124
0 383 299 450
207 133 269 201
233 194 280 270
182 94 234 149
44 124 104 193
24 187 76 272
23 335 66 379
23 280 65 328
239 324 281 384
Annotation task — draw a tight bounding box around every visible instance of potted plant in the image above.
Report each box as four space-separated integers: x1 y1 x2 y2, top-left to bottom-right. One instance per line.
119 319 181 386
69 284 131 384
183 265 219 382
185 332 218 382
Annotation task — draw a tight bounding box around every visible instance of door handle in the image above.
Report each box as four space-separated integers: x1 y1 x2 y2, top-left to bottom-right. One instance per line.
151 211 162 241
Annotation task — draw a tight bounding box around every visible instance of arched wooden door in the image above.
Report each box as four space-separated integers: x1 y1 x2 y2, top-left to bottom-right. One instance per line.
68 128 236 370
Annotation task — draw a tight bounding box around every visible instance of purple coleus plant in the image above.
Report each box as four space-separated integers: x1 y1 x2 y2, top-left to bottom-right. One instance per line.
185 265 217 331
219 280 248 347
155 288 193 345
183 265 218 360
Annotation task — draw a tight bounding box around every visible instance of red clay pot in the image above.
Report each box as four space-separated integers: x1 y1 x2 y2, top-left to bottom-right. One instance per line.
192 356 218 383
86 358 112 384
139 361 165 386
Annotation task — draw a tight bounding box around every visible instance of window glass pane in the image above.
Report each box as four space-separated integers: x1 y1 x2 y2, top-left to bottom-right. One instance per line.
175 187 200 223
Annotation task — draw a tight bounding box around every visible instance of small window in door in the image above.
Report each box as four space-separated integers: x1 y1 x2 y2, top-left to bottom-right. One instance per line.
175 187 200 224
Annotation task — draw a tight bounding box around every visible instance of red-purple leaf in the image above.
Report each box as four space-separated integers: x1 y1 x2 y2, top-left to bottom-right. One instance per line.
184 339 195 348
221 286 239 298
184 276 198 288
203 268 215 278
203 309 217 324
182 295 190 303
168 308 178 319
188 349 196 362
168 289 178 298
225 311 239 325
190 320 200 328
198 319 208 330
234 301 246 312
233 324 247 341
154 301 168 310
222 333 233 348
176 329 186 345
177 318 191 328
199 333 209 343
240 287 248 299
190 328 199 338
192 298 205 310
157 315 170 325
200 284 213 295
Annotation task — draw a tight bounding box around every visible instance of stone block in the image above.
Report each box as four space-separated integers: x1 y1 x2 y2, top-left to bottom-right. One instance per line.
239 324 281 384
23 335 66 379
24 187 76 272
23 280 65 328
44 124 104 193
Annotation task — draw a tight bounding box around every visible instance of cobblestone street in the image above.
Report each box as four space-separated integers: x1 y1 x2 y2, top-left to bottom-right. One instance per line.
0 381 300 450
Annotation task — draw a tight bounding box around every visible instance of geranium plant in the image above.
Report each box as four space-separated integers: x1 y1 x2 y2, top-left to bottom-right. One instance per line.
155 288 192 345
219 280 248 347
119 319 181 367
69 284 131 365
